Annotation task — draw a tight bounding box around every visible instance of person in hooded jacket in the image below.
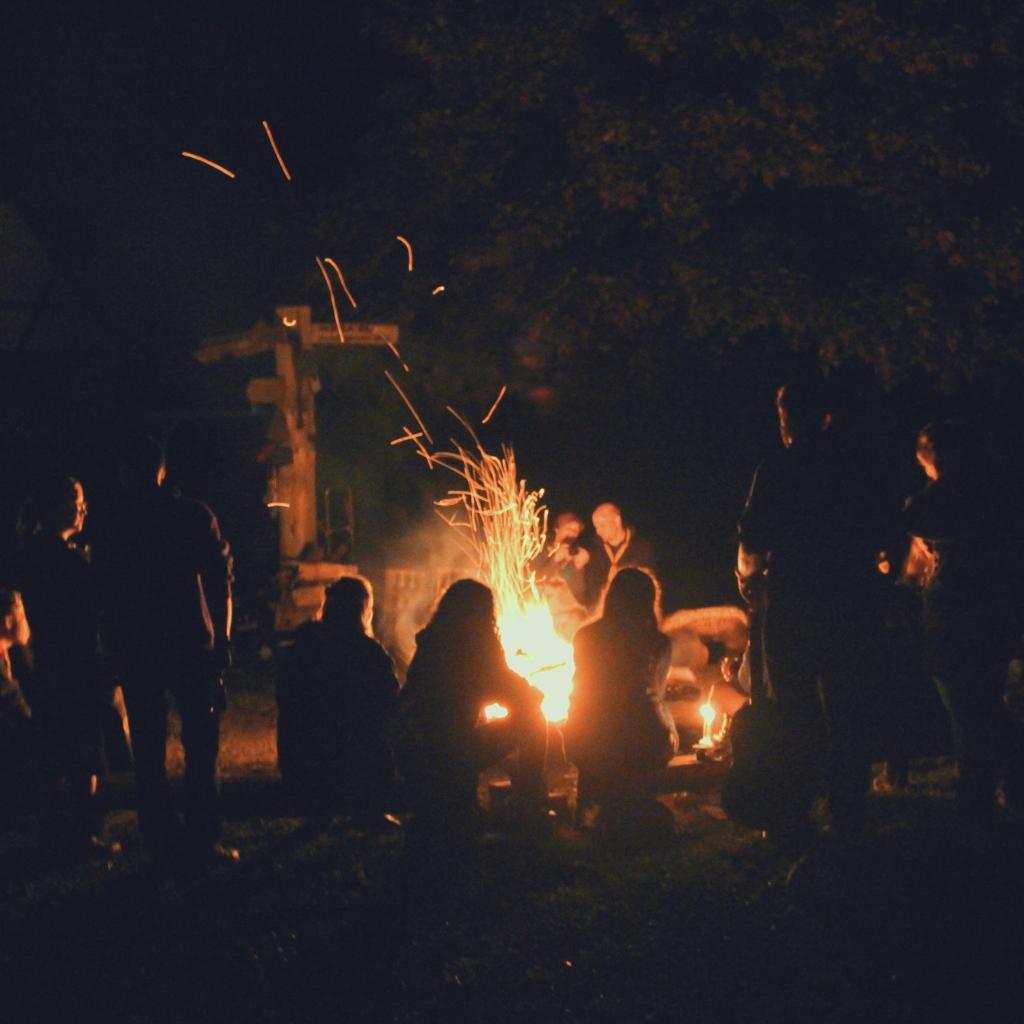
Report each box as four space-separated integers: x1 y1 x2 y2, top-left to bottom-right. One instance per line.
564 567 678 806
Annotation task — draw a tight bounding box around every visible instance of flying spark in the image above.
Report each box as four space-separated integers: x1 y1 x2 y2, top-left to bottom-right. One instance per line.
181 152 235 177
267 502 291 508
432 286 445 295
261 120 292 180
385 371 433 445
387 342 411 372
482 385 507 424
396 236 413 271
282 317 297 327
316 257 345 342
325 258 357 308
390 430 424 445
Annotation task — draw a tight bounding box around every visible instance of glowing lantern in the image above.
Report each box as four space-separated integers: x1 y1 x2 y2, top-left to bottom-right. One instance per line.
697 701 716 748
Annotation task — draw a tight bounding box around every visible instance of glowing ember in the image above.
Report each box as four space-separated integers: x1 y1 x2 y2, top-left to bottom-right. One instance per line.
396 236 413 271
181 152 235 177
316 256 345 342
325 258 357 309
483 703 508 721
422 414 574 721
261 121 292 180
385 372 434 445
481 385 506 425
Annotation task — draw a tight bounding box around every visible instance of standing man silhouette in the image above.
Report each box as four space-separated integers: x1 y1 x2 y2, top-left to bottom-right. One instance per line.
94 436 235 865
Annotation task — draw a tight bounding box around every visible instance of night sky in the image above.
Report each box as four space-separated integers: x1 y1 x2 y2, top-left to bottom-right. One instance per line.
0 4 1009 614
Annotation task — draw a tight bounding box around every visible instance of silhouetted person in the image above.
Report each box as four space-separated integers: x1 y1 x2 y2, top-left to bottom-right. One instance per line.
904 421 1024 819
392 579 547 825
17 476 107 858
93 437 235 865
0 589 34 817
564 568 678 808
537 511 590 641
584 503 656 608
276 575 400 825
732 375 888 846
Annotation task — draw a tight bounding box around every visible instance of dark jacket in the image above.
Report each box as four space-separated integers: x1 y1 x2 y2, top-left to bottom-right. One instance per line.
564 617 676 792
904 466 1024 674
277 621 400 791
18 532 102 706
584 529 656 607
397 624 538 746
738 431 887 603
94 486 232 668
0 655 31 724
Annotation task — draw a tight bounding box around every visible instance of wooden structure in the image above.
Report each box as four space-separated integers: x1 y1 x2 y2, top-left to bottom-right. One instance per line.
196 305 399 629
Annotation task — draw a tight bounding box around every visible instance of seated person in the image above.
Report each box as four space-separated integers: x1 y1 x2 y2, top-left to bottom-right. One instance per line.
0 589 35 815
564 568 678 803
536 511 590 641
276 575 401 823
584 503 656 609
392 579 547 821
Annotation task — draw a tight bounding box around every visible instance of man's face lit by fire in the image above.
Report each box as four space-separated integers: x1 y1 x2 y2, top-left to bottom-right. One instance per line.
592 504 626 546
1 593 30 648
917 438 940 481
63 481 87 540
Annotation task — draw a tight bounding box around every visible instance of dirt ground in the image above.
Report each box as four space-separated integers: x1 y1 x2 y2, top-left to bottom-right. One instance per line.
6 667 1024 1024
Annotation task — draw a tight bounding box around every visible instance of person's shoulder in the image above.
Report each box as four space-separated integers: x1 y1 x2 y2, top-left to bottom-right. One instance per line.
290 620 325 651
573 619 604 649
351 630 393 660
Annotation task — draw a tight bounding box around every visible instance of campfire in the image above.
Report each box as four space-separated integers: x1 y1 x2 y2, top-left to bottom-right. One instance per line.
413 409 575 722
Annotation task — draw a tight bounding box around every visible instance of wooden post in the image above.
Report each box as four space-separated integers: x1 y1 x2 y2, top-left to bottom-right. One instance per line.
197 306 399 628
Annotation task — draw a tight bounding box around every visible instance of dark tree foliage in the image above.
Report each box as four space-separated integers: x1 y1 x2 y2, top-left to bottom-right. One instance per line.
323 0 1024 404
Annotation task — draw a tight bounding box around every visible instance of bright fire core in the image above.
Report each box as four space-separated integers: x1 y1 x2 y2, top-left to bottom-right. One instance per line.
499 604 574 722
419 419 574 723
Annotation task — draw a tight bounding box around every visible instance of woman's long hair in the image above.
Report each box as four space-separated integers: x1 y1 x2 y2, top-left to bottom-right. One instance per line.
323 575 373 635
422 578 497 644
17 475 80 539
917 420 988 479
602 567 662 635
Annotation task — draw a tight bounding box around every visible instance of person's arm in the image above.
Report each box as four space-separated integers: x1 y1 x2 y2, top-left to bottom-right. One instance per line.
0 659 31 721
195 501 233 649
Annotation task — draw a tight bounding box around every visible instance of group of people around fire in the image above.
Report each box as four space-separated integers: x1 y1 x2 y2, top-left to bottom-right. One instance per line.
1 437 235 867
3 374 1024 870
